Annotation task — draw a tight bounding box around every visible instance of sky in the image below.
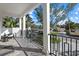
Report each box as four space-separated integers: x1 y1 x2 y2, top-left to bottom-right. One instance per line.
50 3 79 25
27 3 79 26
68 4 79 23
28 5 43 25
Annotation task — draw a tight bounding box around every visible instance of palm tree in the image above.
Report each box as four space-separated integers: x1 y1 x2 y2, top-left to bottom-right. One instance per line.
3 16 17 28
3 16 17 33
26 14 33 28
34 5 43 24
26 14 36 29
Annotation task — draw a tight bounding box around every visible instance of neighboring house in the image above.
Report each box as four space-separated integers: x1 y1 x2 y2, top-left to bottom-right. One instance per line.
57 27 65 32
70 29 79 36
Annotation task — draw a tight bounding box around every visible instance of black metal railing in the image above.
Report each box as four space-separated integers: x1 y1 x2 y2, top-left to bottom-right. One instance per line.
49 34 79 56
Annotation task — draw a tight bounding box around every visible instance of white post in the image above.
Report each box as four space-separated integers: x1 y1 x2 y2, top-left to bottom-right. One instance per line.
42 3 50 55
23 15 26 38
19 18 22 30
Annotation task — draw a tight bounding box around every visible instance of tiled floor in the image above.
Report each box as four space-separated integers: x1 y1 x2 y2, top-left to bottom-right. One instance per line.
0 38 26 56
0 37 45 56
16 37 45 56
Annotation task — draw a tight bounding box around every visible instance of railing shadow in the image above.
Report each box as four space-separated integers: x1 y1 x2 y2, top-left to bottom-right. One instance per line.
0 45 42 53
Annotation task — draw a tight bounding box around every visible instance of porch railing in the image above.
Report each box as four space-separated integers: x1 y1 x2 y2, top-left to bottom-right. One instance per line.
49 34 79 56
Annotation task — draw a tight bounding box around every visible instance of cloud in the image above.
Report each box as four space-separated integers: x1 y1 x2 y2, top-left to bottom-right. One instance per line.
75 16 79 20
75 11 78 15
57 18 68 25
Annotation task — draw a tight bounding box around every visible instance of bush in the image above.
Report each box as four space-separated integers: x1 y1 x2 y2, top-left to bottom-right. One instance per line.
53 29 58 32
51 37 61 43
50 32 59 35
65 30 70 35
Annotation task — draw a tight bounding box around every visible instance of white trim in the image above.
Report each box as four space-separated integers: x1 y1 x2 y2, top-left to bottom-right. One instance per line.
19 18 22 30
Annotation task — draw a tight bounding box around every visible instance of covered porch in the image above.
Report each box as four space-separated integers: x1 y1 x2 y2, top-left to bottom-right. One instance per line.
0 3 50 56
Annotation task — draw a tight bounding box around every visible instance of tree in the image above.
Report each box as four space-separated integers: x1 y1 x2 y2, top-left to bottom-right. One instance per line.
26 14 36 29
34 5 43 24
65 21 78 31
3 16 17 28
26 14 33 28
50 3 76 29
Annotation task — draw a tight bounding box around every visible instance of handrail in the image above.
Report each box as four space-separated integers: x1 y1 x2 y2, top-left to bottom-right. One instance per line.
48 34 79 40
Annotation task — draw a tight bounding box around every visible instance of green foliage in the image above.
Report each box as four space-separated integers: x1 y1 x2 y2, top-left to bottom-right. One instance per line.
50 3 76 29
50 32 61 43
50 32 59 35
51 37 61 43
2 16 17 28
26 14 35 28
34 5 43 24
65 20 79 30
65 30 70 35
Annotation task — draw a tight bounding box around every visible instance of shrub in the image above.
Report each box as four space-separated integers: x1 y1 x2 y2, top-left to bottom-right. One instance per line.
51 37 61 43
65 30 70 35
50 32 59 35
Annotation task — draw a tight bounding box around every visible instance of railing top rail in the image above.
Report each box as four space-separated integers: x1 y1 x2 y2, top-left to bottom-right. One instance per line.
48 34 79 40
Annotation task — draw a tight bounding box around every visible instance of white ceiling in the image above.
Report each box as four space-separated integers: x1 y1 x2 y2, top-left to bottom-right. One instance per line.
0 3 39 18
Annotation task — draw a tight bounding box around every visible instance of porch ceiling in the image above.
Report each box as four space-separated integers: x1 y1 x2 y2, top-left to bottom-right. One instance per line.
0 3 39 18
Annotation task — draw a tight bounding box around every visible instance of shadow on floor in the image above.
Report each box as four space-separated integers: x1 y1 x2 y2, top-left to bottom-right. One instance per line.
0 45 42 53
0 49 14 56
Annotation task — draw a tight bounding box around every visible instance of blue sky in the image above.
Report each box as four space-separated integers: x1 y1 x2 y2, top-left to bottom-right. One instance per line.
50 3 79 25
28 3 79 26
28 5 43 25
68 4 79 23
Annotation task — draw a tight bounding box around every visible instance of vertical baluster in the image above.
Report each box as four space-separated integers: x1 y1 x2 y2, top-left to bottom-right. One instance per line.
50 34 51 55
68 43 69 56
58 36 60 55
53 35 55 54
64 37 69 56
70 38 72 56
75 39 77 56
57 36 59 55
64 42 65 56
66 37 67 43
57 41 59 55
56 35 59 56
62 37 63 56
53 35 54 54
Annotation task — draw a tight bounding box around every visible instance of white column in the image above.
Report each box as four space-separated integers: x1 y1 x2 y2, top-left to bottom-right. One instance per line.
23 15 26 38
42 3 50 55
19 18 22 30
0 18 2 39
